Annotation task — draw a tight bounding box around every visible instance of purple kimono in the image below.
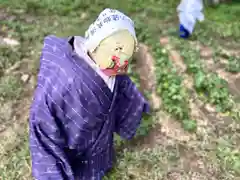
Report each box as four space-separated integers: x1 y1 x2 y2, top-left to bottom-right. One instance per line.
29 35 149 180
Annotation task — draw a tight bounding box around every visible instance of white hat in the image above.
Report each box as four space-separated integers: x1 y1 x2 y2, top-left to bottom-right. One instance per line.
84 8 137 52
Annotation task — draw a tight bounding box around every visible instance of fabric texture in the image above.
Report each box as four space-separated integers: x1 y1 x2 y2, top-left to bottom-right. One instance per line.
29 35 150 180
84 8 137 52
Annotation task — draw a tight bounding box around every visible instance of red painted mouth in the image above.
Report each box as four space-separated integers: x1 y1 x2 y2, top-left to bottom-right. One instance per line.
101 55 129 76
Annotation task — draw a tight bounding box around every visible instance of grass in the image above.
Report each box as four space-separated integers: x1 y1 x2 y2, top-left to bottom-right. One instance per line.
0 46 21 70
0 136 31 180
0 0 240 179
0 75 22 101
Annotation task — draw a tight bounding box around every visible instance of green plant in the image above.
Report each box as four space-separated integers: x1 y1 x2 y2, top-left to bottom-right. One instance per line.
217 145 240 175
194 71 233 112
173 39 234 113
226 56 240 73
135 22 196 132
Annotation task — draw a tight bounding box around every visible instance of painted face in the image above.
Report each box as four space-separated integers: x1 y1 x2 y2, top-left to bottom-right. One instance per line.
91 30 135 76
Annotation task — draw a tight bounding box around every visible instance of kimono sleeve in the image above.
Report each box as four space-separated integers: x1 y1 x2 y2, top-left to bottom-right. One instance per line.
29 84 75 180
115 76 150 140
29 77 90 180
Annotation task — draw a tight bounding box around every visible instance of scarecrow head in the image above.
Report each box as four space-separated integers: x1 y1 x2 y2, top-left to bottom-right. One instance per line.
84 8 138 76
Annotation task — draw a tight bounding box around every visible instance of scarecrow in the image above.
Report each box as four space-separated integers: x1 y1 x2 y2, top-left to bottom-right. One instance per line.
177 0 204 38
29 8 149 180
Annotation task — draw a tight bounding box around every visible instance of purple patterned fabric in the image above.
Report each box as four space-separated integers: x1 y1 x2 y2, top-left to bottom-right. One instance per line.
29 35 150 180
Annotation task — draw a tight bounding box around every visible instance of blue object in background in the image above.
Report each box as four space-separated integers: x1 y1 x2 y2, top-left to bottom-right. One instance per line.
179 24 190 39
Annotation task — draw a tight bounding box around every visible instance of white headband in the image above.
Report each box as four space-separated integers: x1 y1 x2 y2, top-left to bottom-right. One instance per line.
84 8 137 52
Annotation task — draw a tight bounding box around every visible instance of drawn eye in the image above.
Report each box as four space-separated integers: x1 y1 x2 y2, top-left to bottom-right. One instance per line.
115 47 123 51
